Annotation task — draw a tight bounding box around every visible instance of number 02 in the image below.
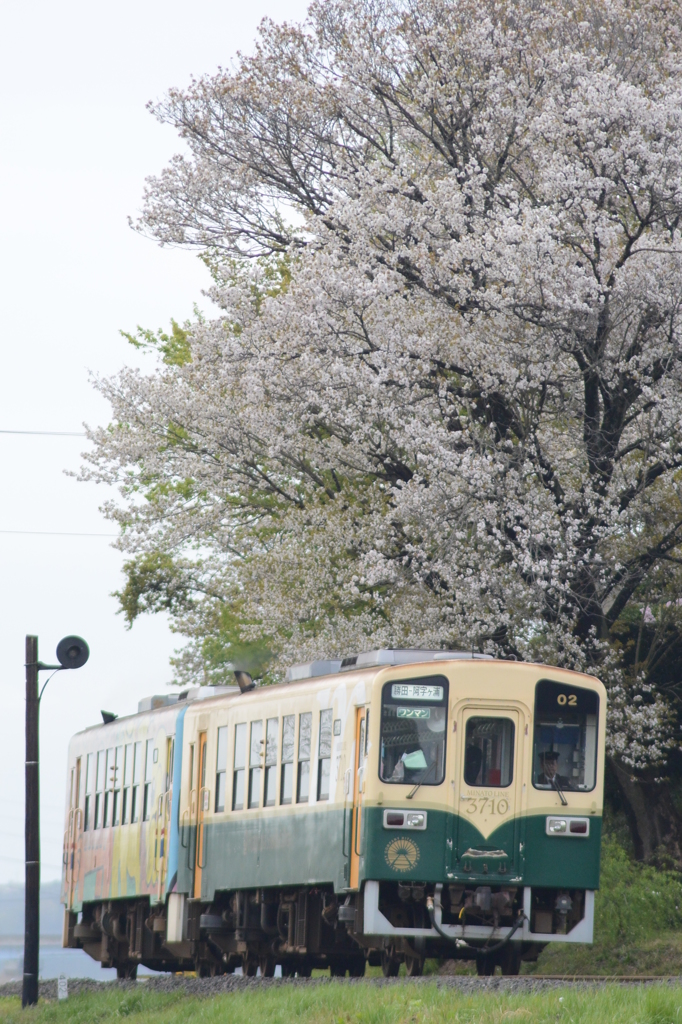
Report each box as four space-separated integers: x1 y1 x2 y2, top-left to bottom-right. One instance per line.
557 694 577 706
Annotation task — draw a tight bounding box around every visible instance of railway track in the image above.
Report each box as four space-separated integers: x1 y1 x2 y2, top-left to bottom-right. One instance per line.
3 973 682 999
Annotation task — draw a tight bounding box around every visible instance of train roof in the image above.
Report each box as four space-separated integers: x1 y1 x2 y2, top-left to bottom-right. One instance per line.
74 649 605 739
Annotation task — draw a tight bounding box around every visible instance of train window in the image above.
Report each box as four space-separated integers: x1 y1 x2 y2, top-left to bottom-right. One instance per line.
297 712 312 803
143 739 154 821
265 718 278 807
215 726 228 812
112 745 123 825
84 753 94 831
380 676 448 786
464 718 515 787
317 709 333 801
249 721 263 809
131 741 142 823
95 751 105 828
121 744 133 824
103 748 115 827
533 680 599 793
280 715 295 805
233 723 247 810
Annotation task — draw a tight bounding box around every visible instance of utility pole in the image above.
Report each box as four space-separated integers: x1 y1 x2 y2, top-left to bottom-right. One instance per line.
22 635 40 1008
21 633 89 1008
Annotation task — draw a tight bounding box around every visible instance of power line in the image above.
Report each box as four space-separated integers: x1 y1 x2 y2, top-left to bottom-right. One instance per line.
0 429 86 437
0 530 116 537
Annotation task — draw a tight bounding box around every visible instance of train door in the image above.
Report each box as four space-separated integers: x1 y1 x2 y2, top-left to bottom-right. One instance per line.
193 732 208 898
350 708 367 889
452 706 524 879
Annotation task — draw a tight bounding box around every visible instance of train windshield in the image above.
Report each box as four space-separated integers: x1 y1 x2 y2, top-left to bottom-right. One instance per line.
533 679 598 792
380 676 448 786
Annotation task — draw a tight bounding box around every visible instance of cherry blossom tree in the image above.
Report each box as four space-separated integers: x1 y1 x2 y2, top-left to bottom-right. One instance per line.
85 0 682 859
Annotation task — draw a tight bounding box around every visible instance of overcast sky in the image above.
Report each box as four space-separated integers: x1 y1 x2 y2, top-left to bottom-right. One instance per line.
0 0 309 885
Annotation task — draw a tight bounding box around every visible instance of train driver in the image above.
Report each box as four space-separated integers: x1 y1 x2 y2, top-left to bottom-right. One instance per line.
537 750 572 789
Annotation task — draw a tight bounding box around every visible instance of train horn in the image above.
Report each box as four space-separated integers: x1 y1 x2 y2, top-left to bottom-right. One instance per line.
234 670 256 693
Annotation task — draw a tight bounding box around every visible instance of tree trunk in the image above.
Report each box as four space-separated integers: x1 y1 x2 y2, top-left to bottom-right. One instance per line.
608 756 682 869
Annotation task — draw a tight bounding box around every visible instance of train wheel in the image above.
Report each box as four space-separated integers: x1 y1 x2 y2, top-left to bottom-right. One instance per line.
259 956 276 978
498 946 521 976
381 951 400 977
330 963 347 977
348 957 366 978
116 962 138 980
476 954 495 976
296 963 312 977
404 956 423 977
281 963 295 977
243 953 259 976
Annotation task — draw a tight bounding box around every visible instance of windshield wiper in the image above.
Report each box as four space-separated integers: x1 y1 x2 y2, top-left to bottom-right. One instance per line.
407 760 436 800
552 776 568 807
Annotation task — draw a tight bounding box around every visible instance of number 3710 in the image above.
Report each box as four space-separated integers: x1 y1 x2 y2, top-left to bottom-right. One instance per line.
557 693 578 706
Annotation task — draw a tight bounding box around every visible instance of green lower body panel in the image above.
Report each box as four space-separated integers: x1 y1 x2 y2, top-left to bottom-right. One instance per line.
362 808 601 889
176 806 601 897
182 807 351 900
522 815 602 888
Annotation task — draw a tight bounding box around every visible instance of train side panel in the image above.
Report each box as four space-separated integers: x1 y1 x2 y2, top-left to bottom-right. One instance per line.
62 704 182 912
178 674 368 899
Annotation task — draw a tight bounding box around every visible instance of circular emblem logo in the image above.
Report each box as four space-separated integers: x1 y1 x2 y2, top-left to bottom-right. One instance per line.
384 837 420 873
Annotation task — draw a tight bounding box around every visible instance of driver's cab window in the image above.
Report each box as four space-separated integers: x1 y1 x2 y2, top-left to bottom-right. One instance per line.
533 680 598 792
464 718 515 787
380 676 448 785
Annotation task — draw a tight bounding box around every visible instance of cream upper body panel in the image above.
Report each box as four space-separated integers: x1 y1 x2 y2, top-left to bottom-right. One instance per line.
178 659 606 825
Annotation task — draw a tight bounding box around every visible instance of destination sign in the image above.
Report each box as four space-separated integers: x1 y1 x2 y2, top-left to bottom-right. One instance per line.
397 707 431 719
391 683 444 701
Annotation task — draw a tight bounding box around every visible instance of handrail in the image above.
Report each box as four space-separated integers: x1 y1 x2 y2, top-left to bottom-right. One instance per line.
187 788 197 868
197 786 209 869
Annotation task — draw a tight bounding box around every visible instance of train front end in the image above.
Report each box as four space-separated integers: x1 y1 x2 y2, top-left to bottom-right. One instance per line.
352 660 605 974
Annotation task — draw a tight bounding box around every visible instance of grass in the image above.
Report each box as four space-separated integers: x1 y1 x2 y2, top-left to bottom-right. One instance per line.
3 981 682 1024
527 932 682 976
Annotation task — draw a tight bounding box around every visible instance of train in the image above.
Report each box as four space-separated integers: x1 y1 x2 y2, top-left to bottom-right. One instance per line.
61 649 605 977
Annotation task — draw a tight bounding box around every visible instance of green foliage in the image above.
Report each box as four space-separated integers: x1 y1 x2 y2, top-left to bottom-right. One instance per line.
115 553 194 628
595 836 682 944
121 318 194 366
173 600 273 685
115 552 273 683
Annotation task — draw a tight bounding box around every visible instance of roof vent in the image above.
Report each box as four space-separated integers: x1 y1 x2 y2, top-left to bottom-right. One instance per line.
137 694 180 713
340 649 493 670
284 659 343 683
137 685 240 714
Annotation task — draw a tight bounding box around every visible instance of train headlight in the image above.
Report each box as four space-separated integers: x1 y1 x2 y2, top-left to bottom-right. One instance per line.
546 816 590 836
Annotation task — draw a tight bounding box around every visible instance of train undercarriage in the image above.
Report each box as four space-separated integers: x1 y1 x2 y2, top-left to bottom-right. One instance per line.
64 880 587 978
